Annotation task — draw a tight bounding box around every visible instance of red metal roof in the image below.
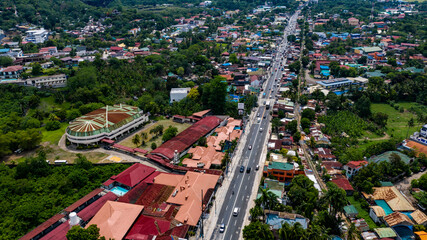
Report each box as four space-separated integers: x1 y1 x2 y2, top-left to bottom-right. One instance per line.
19 214 65 240
77 192 118 222
151 116 221 160
39 222 69 240
101 138 115 144
64 188 103 213
113 144 135 153
134 148 148 154
125 215 171 239
103 163 156 188
331 178 354 191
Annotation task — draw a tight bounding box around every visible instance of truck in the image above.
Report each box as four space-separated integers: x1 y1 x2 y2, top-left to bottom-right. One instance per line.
265 101 270 109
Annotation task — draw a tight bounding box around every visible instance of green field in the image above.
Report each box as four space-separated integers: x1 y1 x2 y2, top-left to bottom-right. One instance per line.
41 122 68 144
119 119 191 151
347 196 378 229
371 103 422 140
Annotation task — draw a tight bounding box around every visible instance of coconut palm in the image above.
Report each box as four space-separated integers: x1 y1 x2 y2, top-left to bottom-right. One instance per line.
132 134 141 147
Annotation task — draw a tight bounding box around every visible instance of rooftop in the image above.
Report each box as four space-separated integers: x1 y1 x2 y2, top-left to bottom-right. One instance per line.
411 210 427 225
267 161 294 171
362 186 415 212
369 151 411 165
103 163 156 188
383 211 414 227
374 227 397 238
67 104 143 137
86 201 144 240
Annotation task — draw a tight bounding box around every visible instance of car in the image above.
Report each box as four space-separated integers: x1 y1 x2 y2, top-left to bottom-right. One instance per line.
233 207 240 216
219 224 225 233
263 115 266 119
256 165 259 170
14 148 23 154
248 145 252 150
246 167 251 173
257 113 260 117
104 146 112 150
260 128 263 132
240 166 245 173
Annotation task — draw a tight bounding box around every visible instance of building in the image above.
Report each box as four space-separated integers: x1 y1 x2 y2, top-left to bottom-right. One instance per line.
263 161 305 184
331 177 354 196
103 163 156 190
26 74 67 88
318 78 353 90
26 28 49 43
66 104 149 145
344 160 368 178
265 210 309 230
86 201 144 240
362 186 415 213
370 206 386 223
374 227 397 239
421 124 427 138
348 17 359 26
149 116 222 162
343 205 358 218
0 65 23 81
170 88 190 103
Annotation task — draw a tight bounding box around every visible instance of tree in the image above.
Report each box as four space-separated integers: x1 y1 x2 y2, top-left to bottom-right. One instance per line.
279 222 307 240
203 76 228 114
31 63 42 76
407 117 415 138
287 120 298 134
249 205 264 222
287 175 318 219
187 88 200 101
197 137 207 147
176 67 185 76
45 120 61 131
301 108 316 121
132 134 141 147
287 35 296 42
66 225 106 240
322 182 347 217
301 118 311 130
301 56 310 68
309 137 316 148
229 53 239 64
0 56 13 67
289 61 301 74
354 95 371 118
372 112 388 128
293 131 301 143
151 142 157 150
162 126 178 142
243 221 274 240
272 118 282 134
387 58 397 67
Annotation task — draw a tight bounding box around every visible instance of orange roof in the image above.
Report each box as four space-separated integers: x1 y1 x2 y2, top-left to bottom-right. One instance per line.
166 172 219 226
415 231 427 240
154 173 184 186
182 146 224 169
192 109 211 118
86 201 143 240
405 140 427 157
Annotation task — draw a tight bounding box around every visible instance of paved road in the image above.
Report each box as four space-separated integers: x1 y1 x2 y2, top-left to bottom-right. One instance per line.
210 12 299 240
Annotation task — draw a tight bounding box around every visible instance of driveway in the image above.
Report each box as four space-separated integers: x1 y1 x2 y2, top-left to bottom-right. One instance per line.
394 171 426 204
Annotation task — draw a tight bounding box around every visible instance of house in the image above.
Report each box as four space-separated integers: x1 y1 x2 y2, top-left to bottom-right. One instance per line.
154 171 220 226
263 161 305 184
370 206 386 223
259 179 285 204
348 17 359 26
103 163 157 189
363 186 415 213
26 28 49 43
86 201 144 240
384 212 414 227
414 231 427 240
318 78 353 90
411 210 427 226
331 177 354 196
344 205 358 218
26 74 67 88
170 88 190 103
313 147 336 160
344 160 368 178
352 218 370 232
265 210 309 230
0 65 23 80
374 227 397 239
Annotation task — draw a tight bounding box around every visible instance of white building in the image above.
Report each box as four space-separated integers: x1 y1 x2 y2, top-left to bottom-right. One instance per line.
26 28 49 43
420 124 427 138
26 74 67 88
170 88 190 103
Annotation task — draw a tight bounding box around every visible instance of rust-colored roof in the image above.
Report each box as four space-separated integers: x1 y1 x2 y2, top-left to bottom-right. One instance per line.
64 188 103 213
86 201 144 240
19 214 65 240
67 104 141 135
406 140 427 157
370 206 386 218
411 210 427 225
384 212 414 227
363 186 415 212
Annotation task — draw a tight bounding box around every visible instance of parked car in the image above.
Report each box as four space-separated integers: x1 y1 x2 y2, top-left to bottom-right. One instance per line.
219 224 225 233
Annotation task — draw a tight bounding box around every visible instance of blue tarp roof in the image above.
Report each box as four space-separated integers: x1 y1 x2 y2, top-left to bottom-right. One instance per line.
320 70 330 76
320 65 329 70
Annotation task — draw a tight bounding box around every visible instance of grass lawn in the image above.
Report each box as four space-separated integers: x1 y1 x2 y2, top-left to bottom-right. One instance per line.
371 103 421 140
41 122 69 144
119 119 191 151
39 96 71 110
347 196 378 229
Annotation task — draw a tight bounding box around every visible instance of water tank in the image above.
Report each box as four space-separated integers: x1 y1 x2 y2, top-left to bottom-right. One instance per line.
69 212 80 226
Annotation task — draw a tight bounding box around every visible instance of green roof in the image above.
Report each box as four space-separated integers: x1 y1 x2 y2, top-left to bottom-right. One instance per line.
264 179 285 192
365 70 385 78
344 205 358 215
380 181 393 187
369 151 411 165
362 46 382 53
374 227 397 238
267 162 294 171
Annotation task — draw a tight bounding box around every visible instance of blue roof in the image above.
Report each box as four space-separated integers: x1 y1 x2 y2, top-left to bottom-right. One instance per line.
320 65 329 70
0 48 10 53
320 70 330 76
266 213 308 230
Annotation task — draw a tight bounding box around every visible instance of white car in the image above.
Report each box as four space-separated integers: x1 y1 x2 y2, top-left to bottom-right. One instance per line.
219 224 225 233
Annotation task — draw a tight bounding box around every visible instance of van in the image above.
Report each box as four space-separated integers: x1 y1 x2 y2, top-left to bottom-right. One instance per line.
233 207 240 216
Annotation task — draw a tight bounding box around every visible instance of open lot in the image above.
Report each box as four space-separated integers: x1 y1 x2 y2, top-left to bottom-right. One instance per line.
371 102 422 140
119 119 191 151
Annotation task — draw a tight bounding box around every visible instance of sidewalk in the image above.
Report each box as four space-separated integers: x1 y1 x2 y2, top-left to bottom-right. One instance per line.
199 109 258 240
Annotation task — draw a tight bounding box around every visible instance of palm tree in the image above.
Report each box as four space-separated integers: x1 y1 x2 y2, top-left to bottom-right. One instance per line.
132 134 141 147
346 223 359 240
249 205 264 222
406 117 415 139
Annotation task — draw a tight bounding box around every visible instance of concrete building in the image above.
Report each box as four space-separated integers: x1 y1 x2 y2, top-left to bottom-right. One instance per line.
318 78 353 90
66 104 149 145
0 65 23 81
170 88 190 103
26 74 67 88
25 28 49 43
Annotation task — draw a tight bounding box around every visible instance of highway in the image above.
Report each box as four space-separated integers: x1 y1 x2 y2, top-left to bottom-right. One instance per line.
210 12 299 240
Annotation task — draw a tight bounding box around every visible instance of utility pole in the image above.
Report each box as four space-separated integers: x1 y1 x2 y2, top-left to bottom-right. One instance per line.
200 189 204 238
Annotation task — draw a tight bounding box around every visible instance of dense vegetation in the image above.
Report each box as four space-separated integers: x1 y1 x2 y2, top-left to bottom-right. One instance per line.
0 152 129 240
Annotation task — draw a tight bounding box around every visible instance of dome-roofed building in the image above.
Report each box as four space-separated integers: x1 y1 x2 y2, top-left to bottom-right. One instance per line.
66 104 148 145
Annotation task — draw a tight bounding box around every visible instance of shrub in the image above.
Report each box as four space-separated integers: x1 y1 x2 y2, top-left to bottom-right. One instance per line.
45 120 61 131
